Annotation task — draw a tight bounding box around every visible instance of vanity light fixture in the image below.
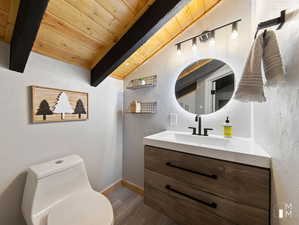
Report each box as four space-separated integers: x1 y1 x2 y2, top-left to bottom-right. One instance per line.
198 31 210 42
192 37 197 51
231 21 239 39
174 19 241 53
176 43 182 56
209 30 216 46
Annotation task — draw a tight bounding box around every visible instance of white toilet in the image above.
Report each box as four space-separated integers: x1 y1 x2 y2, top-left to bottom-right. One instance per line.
22 155 114 225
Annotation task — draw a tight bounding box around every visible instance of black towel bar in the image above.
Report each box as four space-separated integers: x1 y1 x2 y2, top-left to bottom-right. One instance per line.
254 10 286 39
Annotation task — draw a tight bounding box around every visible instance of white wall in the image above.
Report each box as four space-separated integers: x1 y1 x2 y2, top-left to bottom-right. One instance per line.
252 2 299 225
0 42 123 225
123 0 253 187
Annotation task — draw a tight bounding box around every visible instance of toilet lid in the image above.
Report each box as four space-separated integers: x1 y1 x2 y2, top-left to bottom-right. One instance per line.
48 190 113 225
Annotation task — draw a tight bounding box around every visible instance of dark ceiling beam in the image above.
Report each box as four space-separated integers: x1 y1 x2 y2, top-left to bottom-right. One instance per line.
91 0 191 87
10 0 49 73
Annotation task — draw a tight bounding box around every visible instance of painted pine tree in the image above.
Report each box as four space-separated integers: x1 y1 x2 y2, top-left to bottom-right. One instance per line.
73 99 86 119
36 99 53 120
52 92 73 120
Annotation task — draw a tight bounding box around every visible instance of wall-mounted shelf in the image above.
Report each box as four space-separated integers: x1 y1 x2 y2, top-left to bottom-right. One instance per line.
127 75 157 90
127 101 157 114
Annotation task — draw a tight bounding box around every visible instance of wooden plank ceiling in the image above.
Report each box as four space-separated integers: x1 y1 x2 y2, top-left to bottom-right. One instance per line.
0 0 221 80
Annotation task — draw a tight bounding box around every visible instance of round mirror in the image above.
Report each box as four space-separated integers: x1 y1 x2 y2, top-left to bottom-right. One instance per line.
175 58 235 115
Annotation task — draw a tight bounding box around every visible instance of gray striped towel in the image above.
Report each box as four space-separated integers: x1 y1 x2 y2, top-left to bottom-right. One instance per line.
235 30 285 102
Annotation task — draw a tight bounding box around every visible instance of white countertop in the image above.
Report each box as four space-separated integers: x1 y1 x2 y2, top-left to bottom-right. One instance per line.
144 130 271 168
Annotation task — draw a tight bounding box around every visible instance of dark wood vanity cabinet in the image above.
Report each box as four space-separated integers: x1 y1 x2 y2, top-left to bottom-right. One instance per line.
144 145 271 225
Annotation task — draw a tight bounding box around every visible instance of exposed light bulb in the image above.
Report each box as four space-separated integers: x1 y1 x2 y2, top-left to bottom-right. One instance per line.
177 43 182 56
209 38 216 46
209 31 215 46
231 22 239 39
192 37 197 51
231 30 239 39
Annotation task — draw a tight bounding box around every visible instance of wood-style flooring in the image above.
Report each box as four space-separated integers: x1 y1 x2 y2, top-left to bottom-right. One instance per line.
105 186 177 225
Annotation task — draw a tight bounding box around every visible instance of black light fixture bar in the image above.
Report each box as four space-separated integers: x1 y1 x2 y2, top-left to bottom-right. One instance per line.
175 19 242 47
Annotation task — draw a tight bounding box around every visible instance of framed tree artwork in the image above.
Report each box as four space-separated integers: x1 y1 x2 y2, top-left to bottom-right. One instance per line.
32 86 88 123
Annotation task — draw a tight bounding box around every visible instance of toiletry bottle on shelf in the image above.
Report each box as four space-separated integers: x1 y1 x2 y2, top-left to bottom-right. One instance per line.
139 78 146 86
130 100 141 113
136 101 141 113
130 101 136 113
223 116 232 138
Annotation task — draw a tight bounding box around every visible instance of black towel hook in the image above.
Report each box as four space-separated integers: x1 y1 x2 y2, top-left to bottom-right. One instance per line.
254 10 286 39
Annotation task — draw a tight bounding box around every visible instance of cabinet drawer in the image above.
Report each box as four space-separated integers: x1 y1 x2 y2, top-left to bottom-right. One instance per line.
145 169 269 225
145 186 235 225
145 145 270 210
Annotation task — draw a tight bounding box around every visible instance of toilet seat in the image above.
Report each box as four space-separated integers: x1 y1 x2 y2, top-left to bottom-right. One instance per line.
47 190 113 225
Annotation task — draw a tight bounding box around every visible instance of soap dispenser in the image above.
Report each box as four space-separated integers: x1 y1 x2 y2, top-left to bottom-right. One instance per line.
223 116 232 138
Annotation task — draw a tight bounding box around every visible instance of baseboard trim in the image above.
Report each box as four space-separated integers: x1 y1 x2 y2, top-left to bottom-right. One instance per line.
121 180 144 196
100 179 144 196
101 179 122 196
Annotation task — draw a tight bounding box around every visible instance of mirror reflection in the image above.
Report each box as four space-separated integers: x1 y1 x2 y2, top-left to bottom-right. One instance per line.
175 59 235 115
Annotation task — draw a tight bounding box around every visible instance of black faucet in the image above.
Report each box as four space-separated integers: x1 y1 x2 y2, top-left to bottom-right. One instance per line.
195 115 202 135
188 115 213 136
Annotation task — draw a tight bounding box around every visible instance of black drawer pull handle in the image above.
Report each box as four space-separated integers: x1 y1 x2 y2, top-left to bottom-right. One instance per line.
165 185 217 209
166 162 218 180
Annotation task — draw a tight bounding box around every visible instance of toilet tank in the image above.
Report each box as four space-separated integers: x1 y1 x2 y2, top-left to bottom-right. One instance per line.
22 155 91 225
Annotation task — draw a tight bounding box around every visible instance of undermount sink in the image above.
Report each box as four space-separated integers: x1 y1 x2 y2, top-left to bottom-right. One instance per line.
144 130 271 168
